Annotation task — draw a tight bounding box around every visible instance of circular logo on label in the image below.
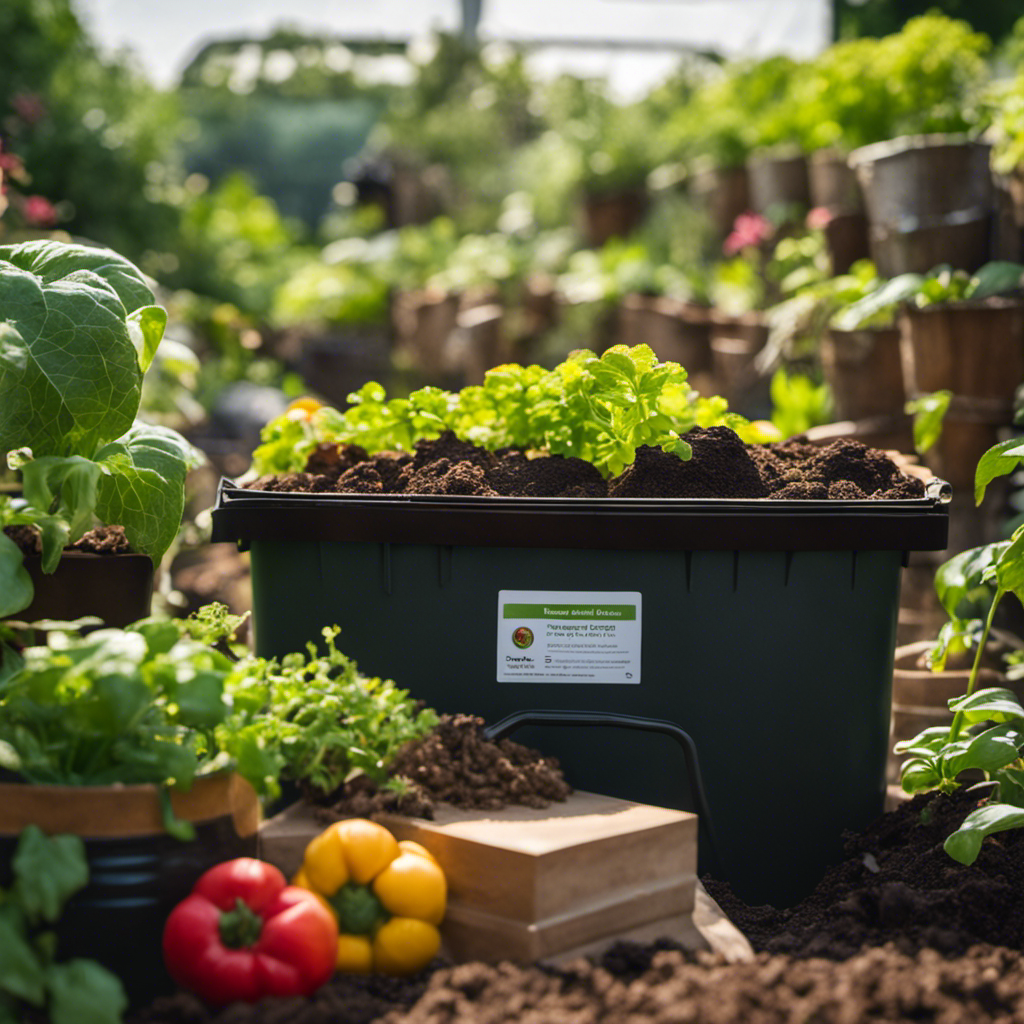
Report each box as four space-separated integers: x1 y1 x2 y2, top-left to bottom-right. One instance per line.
512 626 534 649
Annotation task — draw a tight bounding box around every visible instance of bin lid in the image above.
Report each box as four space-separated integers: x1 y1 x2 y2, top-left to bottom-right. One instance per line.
211 479 950 553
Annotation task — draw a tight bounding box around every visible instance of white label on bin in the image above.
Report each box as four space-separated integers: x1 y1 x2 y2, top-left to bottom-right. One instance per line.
497 590 641 684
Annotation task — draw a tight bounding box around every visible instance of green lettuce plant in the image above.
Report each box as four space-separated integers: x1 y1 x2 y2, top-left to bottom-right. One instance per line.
0 240 201 617
896 437 1024 865
251 344 765 480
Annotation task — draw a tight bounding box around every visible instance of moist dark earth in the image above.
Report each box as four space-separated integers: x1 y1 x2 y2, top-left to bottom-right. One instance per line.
128 750 1024 1024
3 522 132 555
247 427 926 501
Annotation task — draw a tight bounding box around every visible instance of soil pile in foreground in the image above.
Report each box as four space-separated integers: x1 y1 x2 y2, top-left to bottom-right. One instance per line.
378 944 1024 1024
705 786 1024 959
318 713 572 820
246 428 926 501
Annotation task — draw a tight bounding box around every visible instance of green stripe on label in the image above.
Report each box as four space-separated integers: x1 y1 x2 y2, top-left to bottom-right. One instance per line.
503 603 636 620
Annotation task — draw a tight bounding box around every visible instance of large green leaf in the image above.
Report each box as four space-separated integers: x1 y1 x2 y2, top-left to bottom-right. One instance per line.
11 826 88 924
940 721 1024 778
0 240 154 315
948 686 1024 722
94 424 202 564
0 258 143 458
967 261 1024 300
995 528 1024 605
934 543 1007 621
975 437 1024 505
0 912 45 1006
944 802 1024 865
47 960 127 1024
0 532 33 618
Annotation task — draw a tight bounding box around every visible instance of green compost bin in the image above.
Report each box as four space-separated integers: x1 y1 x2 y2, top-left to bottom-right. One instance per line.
212 480 950 906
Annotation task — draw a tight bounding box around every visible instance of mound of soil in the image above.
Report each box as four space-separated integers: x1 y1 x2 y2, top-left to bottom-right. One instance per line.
3 523 132 556
705 785 1024 960
376 944 1024 1024
245 429 925 501
320 713 573 820
128 962 442 1024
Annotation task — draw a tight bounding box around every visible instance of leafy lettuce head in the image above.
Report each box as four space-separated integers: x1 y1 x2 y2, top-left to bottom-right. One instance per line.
0 239 167 459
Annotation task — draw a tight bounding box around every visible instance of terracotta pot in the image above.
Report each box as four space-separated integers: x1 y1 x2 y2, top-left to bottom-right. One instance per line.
0 772 259 1006
688 163 750 239
809 148 863 213
580 188 648 248
823 212 871 275
18 551 153 628
899 299 1024 404
454 302 506 387
849 134 993 275
617 294 713 373
392 289 461 379
708 312 770 414
820 326 904 421
747 152 810 215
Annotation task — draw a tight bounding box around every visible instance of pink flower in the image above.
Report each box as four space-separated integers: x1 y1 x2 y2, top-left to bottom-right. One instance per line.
22 195 58 228
806 206 833 231
723 212 771 256
11 93 47 125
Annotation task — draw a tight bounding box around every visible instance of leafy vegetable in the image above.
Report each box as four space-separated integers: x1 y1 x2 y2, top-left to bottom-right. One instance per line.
253 345 766 480
0 825 127 1024
0 605 437 809
897 438 1024 864
219 626 438 798
0 240 202 617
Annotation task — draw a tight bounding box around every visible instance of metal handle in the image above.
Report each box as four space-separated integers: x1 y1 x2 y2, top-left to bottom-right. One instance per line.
483 709 722 870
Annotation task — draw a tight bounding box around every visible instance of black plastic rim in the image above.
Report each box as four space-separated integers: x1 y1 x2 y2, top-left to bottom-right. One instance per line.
211 479 951 553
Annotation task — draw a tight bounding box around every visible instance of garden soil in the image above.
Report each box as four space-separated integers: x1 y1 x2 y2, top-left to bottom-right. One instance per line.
312 713 573 820
246 428 925 501
128 771 1024 1023
3 522 132 555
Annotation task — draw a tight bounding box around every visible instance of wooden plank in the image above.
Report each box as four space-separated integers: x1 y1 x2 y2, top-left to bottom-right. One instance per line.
377 791 697 922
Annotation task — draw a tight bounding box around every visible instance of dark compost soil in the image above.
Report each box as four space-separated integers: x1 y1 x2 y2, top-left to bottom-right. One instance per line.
246 428 926 501
3 523 133 555
311 713 573 820
127 774 1024 1024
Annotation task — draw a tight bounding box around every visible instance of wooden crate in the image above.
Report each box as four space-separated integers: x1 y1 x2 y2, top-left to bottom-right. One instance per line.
259 792 749 963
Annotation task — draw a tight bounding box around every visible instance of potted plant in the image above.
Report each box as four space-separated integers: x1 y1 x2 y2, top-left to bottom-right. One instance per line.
0 611 263 1005
215 346 949 907
0 240 201 627
839 260 1024 489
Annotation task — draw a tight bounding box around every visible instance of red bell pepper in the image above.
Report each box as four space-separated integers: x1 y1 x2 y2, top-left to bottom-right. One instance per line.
163 858 338 1005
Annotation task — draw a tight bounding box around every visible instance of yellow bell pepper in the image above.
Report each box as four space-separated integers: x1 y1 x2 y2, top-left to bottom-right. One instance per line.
293 819 446 975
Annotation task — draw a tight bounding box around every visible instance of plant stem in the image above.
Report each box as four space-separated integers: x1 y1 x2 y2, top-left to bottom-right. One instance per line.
948 588 1004 744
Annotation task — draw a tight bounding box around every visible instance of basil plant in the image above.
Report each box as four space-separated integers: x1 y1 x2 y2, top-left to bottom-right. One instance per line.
897 437 1024 865
0 240 201 618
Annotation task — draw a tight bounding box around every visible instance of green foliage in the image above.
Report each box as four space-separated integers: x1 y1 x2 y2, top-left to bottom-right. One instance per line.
0 621 237 790
0 0 185 261
906 390 953 455
169 173 308 318
835 262 1024 330
897 439 1024 864
253 345 719 479
0 241 202 616
0 825 126 1024
769 369 832 439
219 626 437 797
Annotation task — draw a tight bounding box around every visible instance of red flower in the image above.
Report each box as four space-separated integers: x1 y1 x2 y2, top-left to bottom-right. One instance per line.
723 212 771 256
806 206 833 231
22 195 58 227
